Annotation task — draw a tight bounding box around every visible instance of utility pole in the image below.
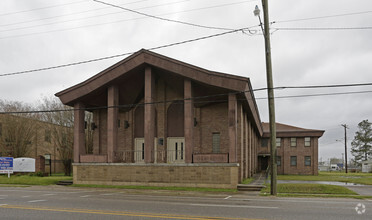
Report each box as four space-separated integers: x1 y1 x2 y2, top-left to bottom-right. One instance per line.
341 124 349 173
254 0 277 195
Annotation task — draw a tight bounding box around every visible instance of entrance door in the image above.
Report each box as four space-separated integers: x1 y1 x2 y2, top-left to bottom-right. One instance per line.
260 156 269 171
134 138 145 163
167 138 185 163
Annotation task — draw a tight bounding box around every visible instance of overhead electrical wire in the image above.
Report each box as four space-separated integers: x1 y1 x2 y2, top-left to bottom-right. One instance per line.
0 0 90 17
0 0 190 33
92 0 235 31
0 26 257 77
0 0 253 28
0 1 257 40
272 10 372 24
274 26 372 31
1 87 372 115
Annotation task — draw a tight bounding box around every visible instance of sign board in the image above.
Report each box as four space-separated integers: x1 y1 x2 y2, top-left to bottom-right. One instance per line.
13 158 35 172
0 157 13 174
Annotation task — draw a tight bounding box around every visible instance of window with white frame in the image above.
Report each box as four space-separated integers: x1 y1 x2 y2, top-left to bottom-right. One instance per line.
305 156 311 166
276 138 281 147
305 137 311 147
290 138 297 147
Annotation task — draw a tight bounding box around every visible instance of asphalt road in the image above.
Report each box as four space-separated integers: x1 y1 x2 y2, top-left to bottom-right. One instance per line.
0 186 371 220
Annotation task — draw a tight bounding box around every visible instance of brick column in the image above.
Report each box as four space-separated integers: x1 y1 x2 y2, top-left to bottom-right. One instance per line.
228 93 237 163
107 85 119 162
74 102 85 163
184 79 193 163
144 66 155 163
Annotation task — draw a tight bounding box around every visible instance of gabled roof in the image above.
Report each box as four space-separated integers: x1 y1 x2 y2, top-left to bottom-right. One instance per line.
262 122 324 137
56 49 250 104
55 49 263 135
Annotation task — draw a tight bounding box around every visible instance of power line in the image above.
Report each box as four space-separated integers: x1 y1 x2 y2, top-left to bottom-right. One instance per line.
273 82 372 90
274 26 372 31
0 0 152 27
256 90 372 100
0 1 257 40
273 10 372 24
1 88 372 115
0 0 90 17
0 27 253 77
0 0 190 33
92 0 235 31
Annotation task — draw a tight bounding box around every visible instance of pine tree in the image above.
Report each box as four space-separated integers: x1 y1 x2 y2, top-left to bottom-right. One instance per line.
351 120 372 165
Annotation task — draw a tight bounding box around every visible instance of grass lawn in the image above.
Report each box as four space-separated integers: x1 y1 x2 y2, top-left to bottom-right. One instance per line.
0 174 72 186
260 183 372 199
241 177 254 184
278 171 372 185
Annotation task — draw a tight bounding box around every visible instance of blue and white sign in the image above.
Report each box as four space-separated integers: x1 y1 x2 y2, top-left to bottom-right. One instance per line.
0 157 14 174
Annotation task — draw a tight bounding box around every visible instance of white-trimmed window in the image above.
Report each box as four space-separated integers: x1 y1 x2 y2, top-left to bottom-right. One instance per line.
290 138 297 147
305 137 311 147
305 156 311 166
276 138 281 147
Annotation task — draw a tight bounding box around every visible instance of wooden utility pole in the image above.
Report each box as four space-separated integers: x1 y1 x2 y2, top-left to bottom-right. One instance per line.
341 124 348 173
261 0 277 195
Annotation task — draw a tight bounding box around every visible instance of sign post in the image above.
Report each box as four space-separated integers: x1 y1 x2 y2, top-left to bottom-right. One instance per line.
0 157 14 178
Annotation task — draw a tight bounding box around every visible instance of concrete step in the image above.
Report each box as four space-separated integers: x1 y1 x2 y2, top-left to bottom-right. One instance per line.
56 180 73 186
237 184 265 191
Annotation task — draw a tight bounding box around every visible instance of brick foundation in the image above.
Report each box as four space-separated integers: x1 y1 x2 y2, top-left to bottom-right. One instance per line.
73 163 239 189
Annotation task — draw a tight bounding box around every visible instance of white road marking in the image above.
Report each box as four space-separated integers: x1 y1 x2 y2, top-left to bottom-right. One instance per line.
100 193 115 196
224 196 232 200
28 200 47 203
42 194 55 196
0 195 8 197
22 196 30 198
80 195 91 198
0 198 5 200
190 203 278 209
0 204 8 206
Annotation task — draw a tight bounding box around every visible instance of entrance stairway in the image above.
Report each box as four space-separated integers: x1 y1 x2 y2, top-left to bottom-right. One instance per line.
57 180 73 186
237 173 267 191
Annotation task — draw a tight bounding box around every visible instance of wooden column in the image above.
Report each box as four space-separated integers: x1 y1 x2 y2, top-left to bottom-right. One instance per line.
107 85 119 162
73 102 86 163
184 79 193 163
144 66 155 163
228 93 237 163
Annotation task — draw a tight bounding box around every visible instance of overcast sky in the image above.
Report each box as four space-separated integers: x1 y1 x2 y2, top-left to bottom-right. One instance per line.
0 0 371 162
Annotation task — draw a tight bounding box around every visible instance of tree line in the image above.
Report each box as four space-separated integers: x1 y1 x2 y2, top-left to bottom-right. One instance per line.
0 97 93 175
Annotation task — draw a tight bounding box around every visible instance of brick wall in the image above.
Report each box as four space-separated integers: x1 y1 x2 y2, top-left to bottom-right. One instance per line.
73 163 239 189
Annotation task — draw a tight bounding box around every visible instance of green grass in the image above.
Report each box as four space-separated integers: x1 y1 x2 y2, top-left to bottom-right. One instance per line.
261 183 357 195
72 184 237 193
278 171 372 185
0 174 72 185
260 183 366 198
241 177 254 184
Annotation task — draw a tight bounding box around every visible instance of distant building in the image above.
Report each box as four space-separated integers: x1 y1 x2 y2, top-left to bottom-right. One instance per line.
260 123 324 175
0 114 65 173
56 49 324 188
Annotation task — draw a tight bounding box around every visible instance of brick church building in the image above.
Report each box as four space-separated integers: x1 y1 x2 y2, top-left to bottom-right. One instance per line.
56 49 324 188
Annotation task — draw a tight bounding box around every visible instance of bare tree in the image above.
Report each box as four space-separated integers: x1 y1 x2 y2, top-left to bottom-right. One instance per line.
0 100 38 157
39 97 94 175
39 97 74 176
